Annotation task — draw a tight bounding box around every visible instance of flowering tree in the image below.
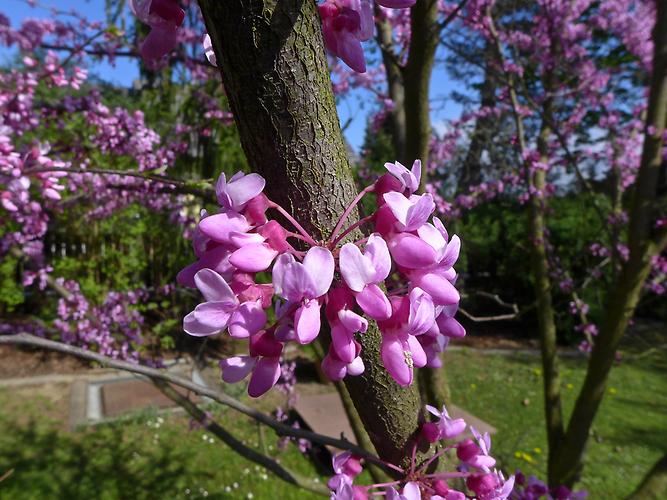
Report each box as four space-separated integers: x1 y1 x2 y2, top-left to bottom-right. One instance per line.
1 0 665 498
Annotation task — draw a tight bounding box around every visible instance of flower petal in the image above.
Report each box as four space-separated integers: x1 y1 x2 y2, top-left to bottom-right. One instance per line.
294 300 321 344
440 234 461 269
184 301 234 336
272 253 295 298
220 355 256 383
198 211 250 244
248 357 281 397
229 243 278 272
331 324 356 363
407 334 427 367
365 233 391 282
303 246 334 297
388 233 438 269
321 353 347 381
402 482 422 500
194 268 237 303
229 301 267 338
413 272 460 305
347 356 365 376
226 173 266 211
340 242 375 292
408 288 435 336
356 284 392 320
437 316 466 338
403 194 435 232
381 334 413 387
282 262 315 302
338 309 368 333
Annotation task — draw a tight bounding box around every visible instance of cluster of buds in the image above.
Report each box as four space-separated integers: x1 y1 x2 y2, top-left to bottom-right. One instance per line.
328 404 514 499
318 0 416 73
178 160 466 397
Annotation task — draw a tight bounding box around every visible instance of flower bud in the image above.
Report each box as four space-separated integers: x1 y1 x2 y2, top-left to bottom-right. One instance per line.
456 438 480 462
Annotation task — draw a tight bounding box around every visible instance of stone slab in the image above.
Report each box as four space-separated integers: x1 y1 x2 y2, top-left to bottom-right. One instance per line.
449 404 496 436
101 379 199 418
294 392 357 449
294 392 496 452
69 379 88 431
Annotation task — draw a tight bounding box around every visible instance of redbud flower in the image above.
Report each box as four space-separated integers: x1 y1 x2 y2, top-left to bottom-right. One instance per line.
425 403 466 439
272 247 334 344
130 0 185 60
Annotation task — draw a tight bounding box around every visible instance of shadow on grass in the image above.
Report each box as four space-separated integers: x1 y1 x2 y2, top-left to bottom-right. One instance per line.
0 417 206 499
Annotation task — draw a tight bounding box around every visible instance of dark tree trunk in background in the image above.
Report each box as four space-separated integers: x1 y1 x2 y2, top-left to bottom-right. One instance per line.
404 0 439 178
198 0 424 468
459 46 496 191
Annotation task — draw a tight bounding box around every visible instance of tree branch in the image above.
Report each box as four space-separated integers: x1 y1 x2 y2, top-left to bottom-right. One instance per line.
0 333 376 461
151 378 328 496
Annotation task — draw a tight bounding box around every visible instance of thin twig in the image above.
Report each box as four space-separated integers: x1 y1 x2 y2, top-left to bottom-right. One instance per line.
151 378 328 495
0 469 14 483
438 0 470 32
458 307 518 322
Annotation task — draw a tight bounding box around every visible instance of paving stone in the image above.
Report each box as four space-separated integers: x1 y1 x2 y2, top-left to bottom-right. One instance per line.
101 379 199 417
294 392 357 449
449 404 497 436
295 392 496 452
68 379 88 430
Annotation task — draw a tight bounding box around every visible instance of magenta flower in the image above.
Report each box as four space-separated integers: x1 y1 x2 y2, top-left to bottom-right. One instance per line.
130 0 184 60
198 210 251 245
321 345 365 381
219 331 283 397
384 159 421 194
436 304 466 339
425 404 466 439
272 247 334 344
183 269 266 338
328 451 363 491
377 290 434 386
386 482 421 500
318 0 415 73
215 171 266 212
319 1 370 73
339 233 392 319
383 192 435 232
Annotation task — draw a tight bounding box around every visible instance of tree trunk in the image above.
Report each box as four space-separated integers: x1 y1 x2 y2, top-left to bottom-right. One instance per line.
376 9 406 163
459 45 496 191
531 119 565 486
550 2 667 487
198 0 423 468
404 0 439 176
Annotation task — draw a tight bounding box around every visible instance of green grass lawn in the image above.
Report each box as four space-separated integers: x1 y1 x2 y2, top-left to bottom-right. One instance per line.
445 349 667 498
0 395 325 499
0 349 664 499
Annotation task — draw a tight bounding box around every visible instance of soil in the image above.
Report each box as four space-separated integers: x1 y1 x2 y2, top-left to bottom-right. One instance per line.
0 345 89 379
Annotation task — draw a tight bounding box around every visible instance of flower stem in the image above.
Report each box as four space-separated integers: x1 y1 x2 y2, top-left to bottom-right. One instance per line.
330 215 375 248
328 184 375 244
267 201 318 246
416 445 455 473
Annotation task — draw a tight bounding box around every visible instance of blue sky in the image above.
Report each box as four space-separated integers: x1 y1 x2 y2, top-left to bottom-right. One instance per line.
2 0 467 151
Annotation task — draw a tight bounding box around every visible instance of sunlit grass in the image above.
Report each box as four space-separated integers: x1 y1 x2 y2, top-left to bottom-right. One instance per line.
0 348 664 499
445 349 667 498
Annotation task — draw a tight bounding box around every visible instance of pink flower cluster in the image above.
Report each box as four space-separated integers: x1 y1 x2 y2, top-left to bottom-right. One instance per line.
511 470 588 500
179 160 466 396
328 404 514 499
318 0 416 73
